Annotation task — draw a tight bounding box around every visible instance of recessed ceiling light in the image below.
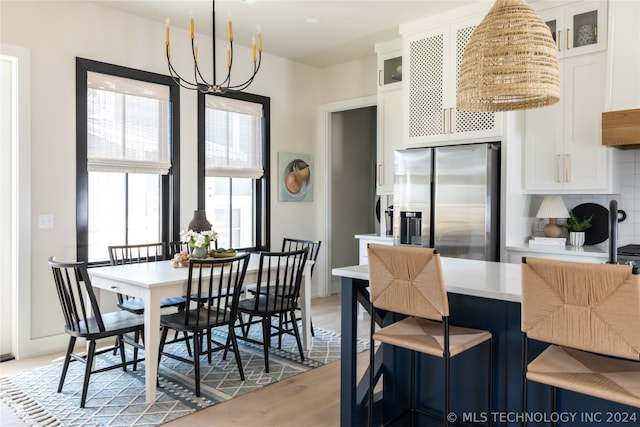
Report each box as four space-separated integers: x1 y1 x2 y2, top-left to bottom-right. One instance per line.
305 17 321 24
239 0 258 4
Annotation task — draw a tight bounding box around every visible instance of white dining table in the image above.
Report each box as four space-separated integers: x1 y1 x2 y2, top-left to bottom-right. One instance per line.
88 253 313 403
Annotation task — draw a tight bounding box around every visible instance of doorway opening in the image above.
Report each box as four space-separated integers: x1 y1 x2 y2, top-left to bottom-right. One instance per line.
322 96 377 295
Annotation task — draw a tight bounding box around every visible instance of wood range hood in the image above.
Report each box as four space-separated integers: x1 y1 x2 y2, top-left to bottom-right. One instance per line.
602 108 640 149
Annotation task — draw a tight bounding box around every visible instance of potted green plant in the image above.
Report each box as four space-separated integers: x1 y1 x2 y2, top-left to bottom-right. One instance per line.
561 211 593 246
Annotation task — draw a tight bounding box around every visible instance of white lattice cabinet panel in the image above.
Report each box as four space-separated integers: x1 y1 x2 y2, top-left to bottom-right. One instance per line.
402 16 502 146
524 52 614 193
375 39 404 195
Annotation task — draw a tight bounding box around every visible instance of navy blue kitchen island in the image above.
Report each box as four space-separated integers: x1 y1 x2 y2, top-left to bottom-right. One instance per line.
333 259 640 426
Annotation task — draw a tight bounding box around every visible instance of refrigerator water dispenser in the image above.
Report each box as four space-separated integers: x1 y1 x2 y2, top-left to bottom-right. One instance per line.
400 211 422 245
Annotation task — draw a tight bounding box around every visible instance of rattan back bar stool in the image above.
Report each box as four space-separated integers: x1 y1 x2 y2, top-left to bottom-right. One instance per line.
521 257 640 424
367 244 493 426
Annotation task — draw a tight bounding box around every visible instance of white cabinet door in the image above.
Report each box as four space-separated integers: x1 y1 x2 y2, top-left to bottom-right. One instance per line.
404 17 501 146
376 86 403 194
405 26 448 143
375 39 403 195
562 53 609 191
524 52 612 193
539 1 607 59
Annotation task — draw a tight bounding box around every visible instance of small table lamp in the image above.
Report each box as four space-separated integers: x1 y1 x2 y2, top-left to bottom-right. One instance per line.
536 196 570 237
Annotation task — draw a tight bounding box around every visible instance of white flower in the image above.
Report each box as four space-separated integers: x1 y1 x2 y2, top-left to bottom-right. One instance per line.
179 229 218 249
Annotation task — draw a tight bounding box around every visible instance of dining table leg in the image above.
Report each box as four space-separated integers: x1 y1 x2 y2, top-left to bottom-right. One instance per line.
301 262 312 349
142 289 161 403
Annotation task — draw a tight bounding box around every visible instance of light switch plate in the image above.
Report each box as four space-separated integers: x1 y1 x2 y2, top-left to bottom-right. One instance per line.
39 214 54 229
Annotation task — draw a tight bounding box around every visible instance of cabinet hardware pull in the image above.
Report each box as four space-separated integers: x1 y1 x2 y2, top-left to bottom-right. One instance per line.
556 155 561 182
449 108 453 134
378 70 382 87
565 154 570 182
442 108 447 134
378 164 383 186
558 30 562 51
566 28 570 50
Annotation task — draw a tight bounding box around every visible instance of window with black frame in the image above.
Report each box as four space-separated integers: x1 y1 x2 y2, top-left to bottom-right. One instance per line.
76 58 180 264
198 92 269 252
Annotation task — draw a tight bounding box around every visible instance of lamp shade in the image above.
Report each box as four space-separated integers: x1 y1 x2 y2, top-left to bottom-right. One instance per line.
536 196 570 219
456 0 560 112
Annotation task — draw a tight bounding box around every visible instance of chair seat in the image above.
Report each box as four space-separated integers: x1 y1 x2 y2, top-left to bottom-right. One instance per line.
64 310 144 339
527 345 640 409
118 296 186 314
237 295 294 315
160 308 234 332
373 316 492 358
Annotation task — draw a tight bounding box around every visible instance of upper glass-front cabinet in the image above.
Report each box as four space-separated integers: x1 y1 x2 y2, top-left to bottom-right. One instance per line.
539 1 607 58
376 39 402 87
382 56 402 85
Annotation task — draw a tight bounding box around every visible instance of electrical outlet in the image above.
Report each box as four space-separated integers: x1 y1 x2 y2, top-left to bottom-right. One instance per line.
38 214 54 229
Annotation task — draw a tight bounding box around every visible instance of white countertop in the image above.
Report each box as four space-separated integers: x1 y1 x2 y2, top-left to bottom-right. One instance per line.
354 233 393 242
332 257 522 303
506 243 609 259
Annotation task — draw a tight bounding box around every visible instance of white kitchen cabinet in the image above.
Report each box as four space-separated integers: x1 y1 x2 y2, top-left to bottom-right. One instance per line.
355 234 393 265
538 1 607 59
401 16 502 146
375 39 403 195
523 52 615 193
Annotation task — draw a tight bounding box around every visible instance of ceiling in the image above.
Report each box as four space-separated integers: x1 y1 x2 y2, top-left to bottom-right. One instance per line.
93 0 478 68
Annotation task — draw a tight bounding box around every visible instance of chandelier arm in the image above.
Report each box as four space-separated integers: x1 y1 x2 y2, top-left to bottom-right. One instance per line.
167 59 201 90
216 40 234 89
226 55 261 90
192 38 213 88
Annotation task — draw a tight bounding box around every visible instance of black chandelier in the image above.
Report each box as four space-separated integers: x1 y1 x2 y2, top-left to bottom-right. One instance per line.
164 0 262 94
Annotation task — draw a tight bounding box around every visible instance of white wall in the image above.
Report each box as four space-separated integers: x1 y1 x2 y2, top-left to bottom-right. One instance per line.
0 0 334 357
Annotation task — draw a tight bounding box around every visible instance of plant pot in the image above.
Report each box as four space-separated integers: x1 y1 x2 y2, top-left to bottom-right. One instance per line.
569 231 585 247
191 246 209 259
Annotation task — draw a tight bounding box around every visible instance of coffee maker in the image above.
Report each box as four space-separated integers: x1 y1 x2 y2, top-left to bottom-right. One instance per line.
384 206 393 236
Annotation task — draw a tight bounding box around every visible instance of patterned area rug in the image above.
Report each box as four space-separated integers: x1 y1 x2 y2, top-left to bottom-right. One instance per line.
1 326 367 426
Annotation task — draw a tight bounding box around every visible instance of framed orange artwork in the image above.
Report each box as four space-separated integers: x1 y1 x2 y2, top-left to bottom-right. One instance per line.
278 152 313 202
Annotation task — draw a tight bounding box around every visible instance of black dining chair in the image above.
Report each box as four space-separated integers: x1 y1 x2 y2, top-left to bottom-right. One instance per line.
158 253 250 397
49 257 145 408
281 238 321 338
108 243 190 358
108 243 186 314
236 248 309 372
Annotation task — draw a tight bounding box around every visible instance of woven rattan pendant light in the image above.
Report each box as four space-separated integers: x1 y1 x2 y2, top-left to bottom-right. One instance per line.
457 0 560 112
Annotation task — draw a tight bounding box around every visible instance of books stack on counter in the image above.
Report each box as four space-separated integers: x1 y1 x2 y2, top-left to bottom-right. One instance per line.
528 236 567 247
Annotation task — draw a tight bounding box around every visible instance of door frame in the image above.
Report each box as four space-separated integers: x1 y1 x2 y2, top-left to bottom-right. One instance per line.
1 44 32 359
318 95 376 295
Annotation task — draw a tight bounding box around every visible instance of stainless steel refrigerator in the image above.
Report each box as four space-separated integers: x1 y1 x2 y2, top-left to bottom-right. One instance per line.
393 142 500 261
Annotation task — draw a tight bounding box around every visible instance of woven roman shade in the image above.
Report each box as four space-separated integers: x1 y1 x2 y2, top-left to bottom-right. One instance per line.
457 0 560 112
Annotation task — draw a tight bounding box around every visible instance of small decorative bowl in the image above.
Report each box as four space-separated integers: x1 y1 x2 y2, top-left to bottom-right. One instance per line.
211 251 238 258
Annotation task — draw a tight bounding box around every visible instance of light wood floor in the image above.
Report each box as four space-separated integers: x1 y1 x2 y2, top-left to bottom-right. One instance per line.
0 294 371 427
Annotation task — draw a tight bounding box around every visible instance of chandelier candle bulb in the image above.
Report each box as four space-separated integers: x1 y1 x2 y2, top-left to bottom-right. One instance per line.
228 14 233 41
226 43 231 67
194 39 198 61
257 26 262 52
190 17 194 39
165 18 170 46
252 37 257 62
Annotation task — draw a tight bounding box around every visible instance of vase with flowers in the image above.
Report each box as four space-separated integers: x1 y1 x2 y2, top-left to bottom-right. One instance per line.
180 229 218 258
